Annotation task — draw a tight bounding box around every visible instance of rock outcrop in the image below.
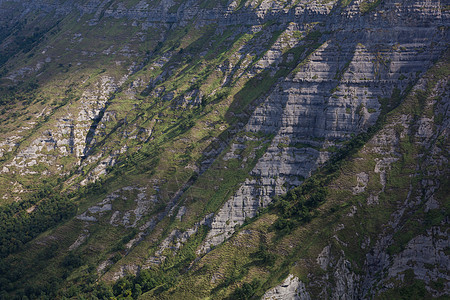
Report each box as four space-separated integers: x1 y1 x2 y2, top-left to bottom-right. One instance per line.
262 274 311 300
200 0 448 252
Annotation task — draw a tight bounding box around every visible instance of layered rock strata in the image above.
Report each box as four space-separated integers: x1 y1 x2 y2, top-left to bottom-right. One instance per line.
200 0 448 252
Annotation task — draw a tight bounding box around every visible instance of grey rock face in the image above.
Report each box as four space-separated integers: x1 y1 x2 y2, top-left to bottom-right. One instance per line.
388 228 449 293
262 274 311 300
317 245 331 270
69 231 90 251
0 75 123 182
332 257 360 300
360 72 450 298
200 0 448 253
353 172 369 194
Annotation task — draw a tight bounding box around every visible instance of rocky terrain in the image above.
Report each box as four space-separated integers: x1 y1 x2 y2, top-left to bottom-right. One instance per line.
0 0 448 299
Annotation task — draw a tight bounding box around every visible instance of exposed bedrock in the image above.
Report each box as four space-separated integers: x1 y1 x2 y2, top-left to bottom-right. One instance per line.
200 0 448 252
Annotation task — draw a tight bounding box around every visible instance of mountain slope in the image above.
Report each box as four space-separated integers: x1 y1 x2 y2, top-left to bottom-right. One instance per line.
0 0 448 299
146 52 449 299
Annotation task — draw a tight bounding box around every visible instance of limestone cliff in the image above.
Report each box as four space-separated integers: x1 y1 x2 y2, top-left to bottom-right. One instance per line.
0 0 448 299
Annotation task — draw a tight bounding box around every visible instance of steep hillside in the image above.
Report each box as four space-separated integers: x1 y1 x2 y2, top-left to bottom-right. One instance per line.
0 0 448 299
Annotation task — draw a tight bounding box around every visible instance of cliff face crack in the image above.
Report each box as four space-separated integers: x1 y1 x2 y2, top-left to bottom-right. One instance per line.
81 99 111 159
